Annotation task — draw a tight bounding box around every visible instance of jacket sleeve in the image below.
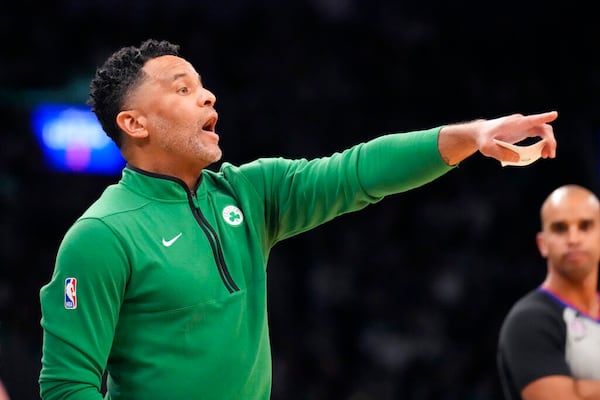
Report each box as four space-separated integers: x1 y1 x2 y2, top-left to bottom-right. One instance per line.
356 127 453 197
39 218 128 400
228 127 453 244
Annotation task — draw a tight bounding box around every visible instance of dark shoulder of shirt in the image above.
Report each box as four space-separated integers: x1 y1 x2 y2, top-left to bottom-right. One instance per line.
503 289 563 324
497 288 568 400
499 288 567 352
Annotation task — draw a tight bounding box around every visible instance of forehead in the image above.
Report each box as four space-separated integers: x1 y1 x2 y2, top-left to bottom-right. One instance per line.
142 55 199 83
543 191 600 223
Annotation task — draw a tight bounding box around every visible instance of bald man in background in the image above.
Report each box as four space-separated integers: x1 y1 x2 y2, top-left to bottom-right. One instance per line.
498 184 600 400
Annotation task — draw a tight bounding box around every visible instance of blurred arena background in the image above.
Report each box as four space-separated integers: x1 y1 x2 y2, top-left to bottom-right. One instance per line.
1 1 599 399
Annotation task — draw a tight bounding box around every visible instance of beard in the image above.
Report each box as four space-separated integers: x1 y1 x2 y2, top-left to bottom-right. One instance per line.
154 117 223 168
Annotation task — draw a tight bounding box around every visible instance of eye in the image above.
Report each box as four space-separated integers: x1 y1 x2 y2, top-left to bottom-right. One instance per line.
580 220 594 232
177 86 190 94
550 222 567 234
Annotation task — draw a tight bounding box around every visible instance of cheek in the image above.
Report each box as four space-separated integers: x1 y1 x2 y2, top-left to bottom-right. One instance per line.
590 238 600 259
538 239 560 258
150 95 193 120
536 237 548 257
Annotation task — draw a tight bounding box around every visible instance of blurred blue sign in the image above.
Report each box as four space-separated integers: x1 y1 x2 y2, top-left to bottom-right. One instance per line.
31 103 125 175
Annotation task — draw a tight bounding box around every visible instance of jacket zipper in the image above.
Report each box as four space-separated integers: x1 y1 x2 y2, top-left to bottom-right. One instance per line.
189 192 240 293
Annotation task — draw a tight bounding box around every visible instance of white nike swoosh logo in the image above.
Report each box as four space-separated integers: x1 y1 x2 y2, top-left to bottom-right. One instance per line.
162 233 183 247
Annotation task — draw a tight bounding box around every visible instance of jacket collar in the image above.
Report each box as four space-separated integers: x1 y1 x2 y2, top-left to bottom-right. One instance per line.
119 164 204 201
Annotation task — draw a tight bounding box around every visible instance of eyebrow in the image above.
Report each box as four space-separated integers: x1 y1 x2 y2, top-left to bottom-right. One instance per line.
171 72 202 84
549 221 567 228
549 218 595 228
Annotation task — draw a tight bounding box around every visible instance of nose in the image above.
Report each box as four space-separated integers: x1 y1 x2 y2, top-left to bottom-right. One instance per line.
567 226 582 243
200 87 216 107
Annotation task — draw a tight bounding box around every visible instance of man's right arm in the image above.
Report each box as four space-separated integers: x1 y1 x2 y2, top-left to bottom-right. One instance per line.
39 219 127 400
522 376 600 400
575 379 600 399
498 297 571 400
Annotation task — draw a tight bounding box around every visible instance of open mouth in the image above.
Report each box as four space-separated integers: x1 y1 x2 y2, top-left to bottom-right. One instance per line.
202 114 218 132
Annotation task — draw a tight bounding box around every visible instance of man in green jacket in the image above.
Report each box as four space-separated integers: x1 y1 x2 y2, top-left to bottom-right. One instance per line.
39 38 558 400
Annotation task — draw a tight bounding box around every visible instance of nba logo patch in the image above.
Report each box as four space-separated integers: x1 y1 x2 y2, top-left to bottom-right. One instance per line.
64 277 77 310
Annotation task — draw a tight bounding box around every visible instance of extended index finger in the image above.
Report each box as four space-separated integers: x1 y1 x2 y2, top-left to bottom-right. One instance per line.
525 110 558 125
525 112 558 158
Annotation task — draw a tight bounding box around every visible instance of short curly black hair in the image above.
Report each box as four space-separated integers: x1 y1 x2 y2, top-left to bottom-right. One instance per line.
87 39 180 148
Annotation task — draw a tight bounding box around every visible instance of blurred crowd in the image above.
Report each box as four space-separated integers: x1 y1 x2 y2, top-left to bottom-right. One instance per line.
1 1 600 399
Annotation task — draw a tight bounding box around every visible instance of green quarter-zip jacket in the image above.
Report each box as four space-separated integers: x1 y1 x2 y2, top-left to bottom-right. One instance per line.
39 128 453 399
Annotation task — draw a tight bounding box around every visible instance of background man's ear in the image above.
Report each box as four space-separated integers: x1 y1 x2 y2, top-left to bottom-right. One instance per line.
536 232 548 258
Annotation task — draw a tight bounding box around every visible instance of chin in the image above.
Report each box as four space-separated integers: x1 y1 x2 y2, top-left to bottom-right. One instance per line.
211 150 223 163
197 146 222 162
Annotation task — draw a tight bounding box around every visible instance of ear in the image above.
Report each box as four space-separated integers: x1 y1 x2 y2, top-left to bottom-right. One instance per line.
536 232 548 258
116 110 148 139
